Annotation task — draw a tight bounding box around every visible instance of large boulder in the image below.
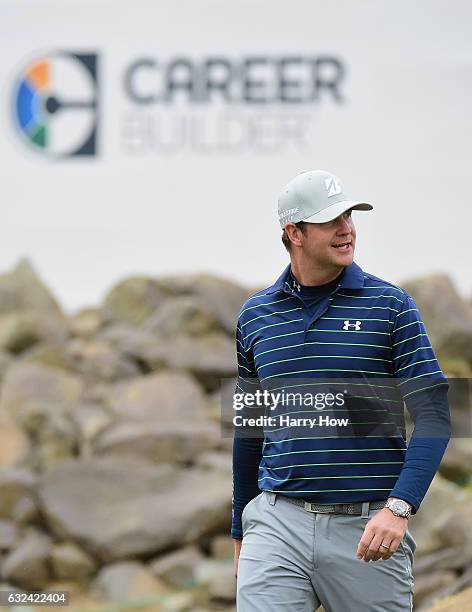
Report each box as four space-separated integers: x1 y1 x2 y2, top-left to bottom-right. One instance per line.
149 545 204 588
156 273 251 335
0 520 19 553
102 277 167 326
1 529 52 589
423 586 472 611
439 439 472 483
0 424 31 468
37 458 231 562
142 333 237 385
413 571 458 609
71 403 114 459
104 370 208 423
68 307 105 339
0 259 63 317
91 561 168 603
402 274 472 362
0 312 68 355
409 474 472 556
0 362 83 428
19 342 77 373
0 468 37 520
194 559 236 601
144 296 222 338
94 421 221 465
50 542 97 580
67 338 140 382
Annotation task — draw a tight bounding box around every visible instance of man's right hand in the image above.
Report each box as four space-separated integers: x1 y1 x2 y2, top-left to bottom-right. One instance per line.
233 538 242 577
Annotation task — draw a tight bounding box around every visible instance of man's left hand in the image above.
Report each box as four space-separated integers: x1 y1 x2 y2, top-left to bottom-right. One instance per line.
356 508 408 562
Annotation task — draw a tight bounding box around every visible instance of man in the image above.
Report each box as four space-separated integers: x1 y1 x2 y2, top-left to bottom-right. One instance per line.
231 170 451 611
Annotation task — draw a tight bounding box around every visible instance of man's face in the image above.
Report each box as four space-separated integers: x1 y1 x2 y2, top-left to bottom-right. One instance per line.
292 209 356 268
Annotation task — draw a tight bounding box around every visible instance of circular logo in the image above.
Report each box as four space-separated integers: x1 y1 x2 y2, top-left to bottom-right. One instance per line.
12 51 98 158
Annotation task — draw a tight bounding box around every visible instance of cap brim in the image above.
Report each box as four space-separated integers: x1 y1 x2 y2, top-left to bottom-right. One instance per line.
302 201 373 224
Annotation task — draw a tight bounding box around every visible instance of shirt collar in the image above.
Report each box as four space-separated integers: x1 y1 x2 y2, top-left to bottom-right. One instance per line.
265 261 365 295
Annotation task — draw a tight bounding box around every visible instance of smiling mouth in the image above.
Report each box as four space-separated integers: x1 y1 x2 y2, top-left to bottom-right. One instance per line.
332 241 352 250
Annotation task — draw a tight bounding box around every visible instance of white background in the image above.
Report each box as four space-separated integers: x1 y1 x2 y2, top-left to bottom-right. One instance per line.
1 0 471 313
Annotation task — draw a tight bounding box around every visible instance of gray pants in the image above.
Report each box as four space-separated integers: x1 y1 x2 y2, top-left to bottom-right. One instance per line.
237 491 416 612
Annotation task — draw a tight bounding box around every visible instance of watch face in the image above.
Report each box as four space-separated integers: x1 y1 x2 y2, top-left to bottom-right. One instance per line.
393 500 407 513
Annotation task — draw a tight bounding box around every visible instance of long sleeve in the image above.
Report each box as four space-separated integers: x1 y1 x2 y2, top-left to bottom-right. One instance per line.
388 292 451 513
231 320 264 540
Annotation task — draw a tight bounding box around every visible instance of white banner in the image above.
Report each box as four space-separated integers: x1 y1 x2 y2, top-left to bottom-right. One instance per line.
1 0 470 310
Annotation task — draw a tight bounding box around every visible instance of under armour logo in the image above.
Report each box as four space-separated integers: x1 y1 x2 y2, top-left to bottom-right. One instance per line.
325 176 342 197
293 280 301 292
343 320 362 331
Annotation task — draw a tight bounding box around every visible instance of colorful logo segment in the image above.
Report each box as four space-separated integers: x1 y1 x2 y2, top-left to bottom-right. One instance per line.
13 52 98 158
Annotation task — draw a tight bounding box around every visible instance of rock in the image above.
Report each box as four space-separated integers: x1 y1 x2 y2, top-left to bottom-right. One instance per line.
2 529 52 589
161 591 196 612
0 259 63 317
195 559 236 601
50 542 96 580
439 439 472 483
0 468 37 520
422 586 472 611
0 362 83 428
431 505 472 566
150 545 204 588
195 452 232 474
414 547 467 574
102 277 167 326
97 323 153 358
67 338 140 382
94 421 220 465
39 580 101 611
69 308 105 338
91 560 168 603
144 296 222 338
440 358 472 378
0 521 19 552
210 535 234 561
71 403 114 459
143 333 237 385
402 274 472 361
0 351 12 381
157 273 251 335
0 312 67 355
19 342 76 372
0 425 31 468
408 474 472 555
413 571 458 608
38 457 231 562
11 496 38 525
26 413 77 472
105 371 208 423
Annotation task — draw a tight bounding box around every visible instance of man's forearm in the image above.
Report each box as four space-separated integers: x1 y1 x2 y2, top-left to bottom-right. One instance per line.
389 385 451 512
231 435 263 539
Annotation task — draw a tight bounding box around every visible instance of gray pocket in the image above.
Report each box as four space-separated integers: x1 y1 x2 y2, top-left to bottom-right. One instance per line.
241 493 261 527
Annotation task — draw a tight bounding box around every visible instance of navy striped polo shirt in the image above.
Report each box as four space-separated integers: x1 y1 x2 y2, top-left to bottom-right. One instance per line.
231 261 451 540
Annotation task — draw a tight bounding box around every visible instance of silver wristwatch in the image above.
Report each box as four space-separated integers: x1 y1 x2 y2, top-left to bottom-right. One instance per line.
385 497 412 518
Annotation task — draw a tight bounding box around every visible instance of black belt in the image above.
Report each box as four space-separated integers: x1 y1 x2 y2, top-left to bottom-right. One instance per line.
279 496 387 515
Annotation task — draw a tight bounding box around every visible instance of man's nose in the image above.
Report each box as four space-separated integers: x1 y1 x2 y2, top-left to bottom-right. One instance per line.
336 215 351 233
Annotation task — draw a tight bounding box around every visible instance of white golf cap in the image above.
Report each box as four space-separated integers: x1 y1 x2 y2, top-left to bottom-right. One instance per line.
278 170 373 228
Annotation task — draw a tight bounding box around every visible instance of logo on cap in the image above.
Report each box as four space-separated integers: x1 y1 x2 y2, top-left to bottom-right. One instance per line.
325 176 342 197
278 207 299 223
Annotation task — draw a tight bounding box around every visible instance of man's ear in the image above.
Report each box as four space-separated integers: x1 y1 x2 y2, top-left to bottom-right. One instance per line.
284 223 303 248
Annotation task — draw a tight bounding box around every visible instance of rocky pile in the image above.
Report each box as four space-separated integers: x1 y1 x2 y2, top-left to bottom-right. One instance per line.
0 259 470 612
